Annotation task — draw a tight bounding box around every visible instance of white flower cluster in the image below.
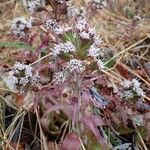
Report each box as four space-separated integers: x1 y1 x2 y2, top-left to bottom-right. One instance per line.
22 0 45 13
54 71 67 84
76 18 87 31
46 19 72 34
122 79 144 97
10 17 32 36
87 37 105 70
67 2 80 17
54 0 66 4
52 42 76 56
45 19 62 34
90 0 107 9
88 45 103 60
3 62 40 91
67 59 85 73
121 90 134 99
97 59 105 70
75 18 97 40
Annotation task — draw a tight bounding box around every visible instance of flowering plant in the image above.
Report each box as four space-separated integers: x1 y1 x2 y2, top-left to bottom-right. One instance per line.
0 0 150 150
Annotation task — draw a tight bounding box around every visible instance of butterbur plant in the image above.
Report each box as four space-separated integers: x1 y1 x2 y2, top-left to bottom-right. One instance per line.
1 0 149 150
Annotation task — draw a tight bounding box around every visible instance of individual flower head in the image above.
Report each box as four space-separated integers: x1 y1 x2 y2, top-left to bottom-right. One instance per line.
52 42 76 56
122 78 144 98
88 45 103 60
122 79 132 88
13 62 33 77
79 31 91 39
54 71 67 84
90 0 107 9
45 19 63 34
3 73 18 91
67 2 80 17
45 19 59 30
93 35 103 46
10 17 32 36
79 27 96 40
76 19 96 40
54 0 66 4
121 90 134 99
132 79 144 96
75 18 87 31
97 59 105 70
67 59 85 73
22 0 46 13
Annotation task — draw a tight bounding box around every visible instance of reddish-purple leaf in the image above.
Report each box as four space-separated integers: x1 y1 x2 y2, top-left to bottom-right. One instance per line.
69 98 78 127
38 64 55 73
82 115 108 148
61 132 81 150
81 91 92 104
43 104 64 117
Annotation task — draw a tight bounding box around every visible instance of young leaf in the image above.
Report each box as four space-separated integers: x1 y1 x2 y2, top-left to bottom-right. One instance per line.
0 42 35 51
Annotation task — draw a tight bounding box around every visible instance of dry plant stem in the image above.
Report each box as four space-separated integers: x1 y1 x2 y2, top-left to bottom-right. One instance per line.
54 141 59 150
35 109 49 150
5 109 25 142
4 110 26 150
104 35 150 66
0 95 17 110
30 53 52 66
137 142 144 150
137 130 148 150
130 53 150 61
8 111 26 143
75 73 83 136
60 120 70 142
0 87 17 93
78 136 86 150
102 9 131 22
16 113 25 150
119 62 150 89
101 70 122 82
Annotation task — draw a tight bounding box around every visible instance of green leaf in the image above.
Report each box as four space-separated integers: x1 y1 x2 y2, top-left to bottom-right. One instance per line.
91 144 102 150
104 58 116 69
0 42 35 51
